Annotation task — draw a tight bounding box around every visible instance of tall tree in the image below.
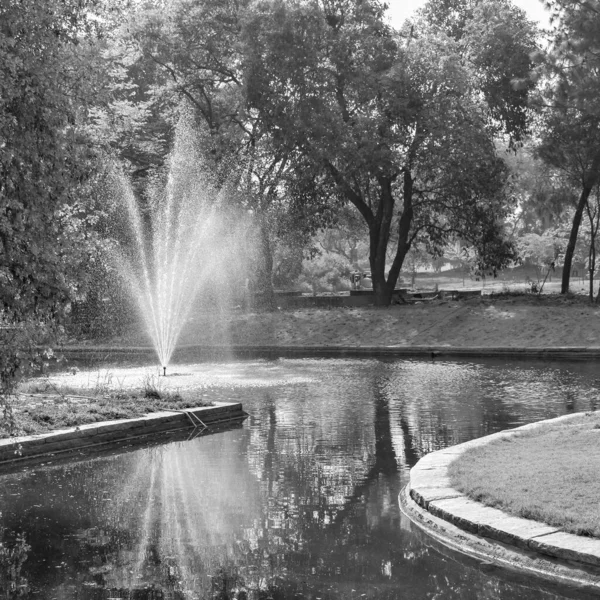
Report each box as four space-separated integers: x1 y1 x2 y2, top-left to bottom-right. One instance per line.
0 0 108 323
121 0 331 308
419 0 536 144
0 0 120 432
242 0 534 305
534 0 600 293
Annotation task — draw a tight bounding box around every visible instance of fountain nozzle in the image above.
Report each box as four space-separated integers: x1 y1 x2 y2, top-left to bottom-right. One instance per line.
163 366 167 377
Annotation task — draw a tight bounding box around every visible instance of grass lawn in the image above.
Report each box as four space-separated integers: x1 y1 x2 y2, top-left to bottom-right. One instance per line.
2 372 214 439
448 412 600 538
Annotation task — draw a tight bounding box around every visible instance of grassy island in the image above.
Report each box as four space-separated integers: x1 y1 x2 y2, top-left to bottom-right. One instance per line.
3 371 214 439
448 412 600 538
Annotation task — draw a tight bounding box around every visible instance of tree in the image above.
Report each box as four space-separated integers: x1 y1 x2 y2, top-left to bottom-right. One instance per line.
0 0 116 432
83 38 174 189
583 188 600 301
504 145 576 235
403 245 434 288
443 242 482 285
317 206 369 269
534 0 600 293
0 0 96 321
241 0 535 305
517 232 559 292
536 107 600 293
298 251 353 293
121 0 332 309
418 0 537 144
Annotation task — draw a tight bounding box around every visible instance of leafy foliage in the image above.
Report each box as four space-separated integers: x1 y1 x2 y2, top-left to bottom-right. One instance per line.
534 0 600 293
0 0 115 432
0 522 29 599
0 0 104 321
114 0 337 307
419 0 538 144
242 0 529 304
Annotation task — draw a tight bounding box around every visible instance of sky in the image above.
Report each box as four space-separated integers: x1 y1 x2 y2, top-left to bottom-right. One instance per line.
386 0 551 29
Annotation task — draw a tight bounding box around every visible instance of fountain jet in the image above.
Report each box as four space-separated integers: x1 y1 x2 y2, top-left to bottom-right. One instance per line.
113 115 245 369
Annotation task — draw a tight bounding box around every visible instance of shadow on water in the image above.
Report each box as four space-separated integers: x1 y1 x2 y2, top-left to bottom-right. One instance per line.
1 357 599 599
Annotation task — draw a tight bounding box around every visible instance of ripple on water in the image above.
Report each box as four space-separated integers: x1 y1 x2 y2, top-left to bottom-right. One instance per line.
5 356 598 600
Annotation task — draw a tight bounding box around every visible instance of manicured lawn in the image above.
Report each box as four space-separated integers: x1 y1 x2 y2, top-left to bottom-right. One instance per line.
448 412 600 538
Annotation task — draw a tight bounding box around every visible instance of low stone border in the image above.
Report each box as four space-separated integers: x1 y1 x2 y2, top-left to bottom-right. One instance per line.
60 344 600 362
401 414 600 593
0 402 246 466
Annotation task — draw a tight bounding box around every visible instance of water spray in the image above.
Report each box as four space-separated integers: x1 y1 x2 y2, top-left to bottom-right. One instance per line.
115 112 235 371
163 366 167 377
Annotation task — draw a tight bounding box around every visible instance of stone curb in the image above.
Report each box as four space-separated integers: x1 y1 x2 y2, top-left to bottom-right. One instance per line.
404 413 600 583
59 344 600 361
399 486 600 596
0 402 246 465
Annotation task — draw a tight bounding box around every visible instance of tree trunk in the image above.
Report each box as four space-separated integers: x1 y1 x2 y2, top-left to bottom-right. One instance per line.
562 186 592 294
333 165 413 306
369 176 397 306
252 218 275 311
586 197 600 304
562 150 600 294
591 241 597 304
371 171 414 306
371 249 393 305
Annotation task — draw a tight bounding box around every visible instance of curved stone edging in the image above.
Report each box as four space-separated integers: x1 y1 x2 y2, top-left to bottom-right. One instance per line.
399 486 600 596
60 344 600 361
0 402 246 466
401 413 600 593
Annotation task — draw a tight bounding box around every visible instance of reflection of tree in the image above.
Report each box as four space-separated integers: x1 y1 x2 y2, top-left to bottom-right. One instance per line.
1 359 597 599
228 366 406 596
0 452 146 600
329 387 398 528
380 359 594 460
0 528 29 600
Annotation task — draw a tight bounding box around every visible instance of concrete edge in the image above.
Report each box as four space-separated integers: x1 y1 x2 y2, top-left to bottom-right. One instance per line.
399 487 600 597
0 402 247 466
59 344 600 361
403 413 600 591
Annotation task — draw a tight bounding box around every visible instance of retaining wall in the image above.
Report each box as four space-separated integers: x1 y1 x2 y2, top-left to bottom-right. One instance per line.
59 344 600 363
0 402 246 467
401 414 600 593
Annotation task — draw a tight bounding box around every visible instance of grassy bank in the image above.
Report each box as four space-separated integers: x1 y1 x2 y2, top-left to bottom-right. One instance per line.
3 372 213 439
448 412 600 538
81 293 600 350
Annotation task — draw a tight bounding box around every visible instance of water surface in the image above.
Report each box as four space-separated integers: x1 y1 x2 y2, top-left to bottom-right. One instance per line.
1 357 599 600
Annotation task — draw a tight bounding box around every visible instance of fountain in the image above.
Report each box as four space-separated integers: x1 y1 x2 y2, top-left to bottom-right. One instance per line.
113 118 246 371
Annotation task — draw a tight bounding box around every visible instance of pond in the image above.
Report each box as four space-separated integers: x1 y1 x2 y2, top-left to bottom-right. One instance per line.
1 357 599 600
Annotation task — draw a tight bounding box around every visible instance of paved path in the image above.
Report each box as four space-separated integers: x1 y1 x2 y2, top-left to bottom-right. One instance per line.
401 413 600 594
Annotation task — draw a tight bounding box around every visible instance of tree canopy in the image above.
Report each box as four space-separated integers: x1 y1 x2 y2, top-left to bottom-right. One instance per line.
5 0 594 332
534 0 600 293
241 0 535 303
0 0 106 321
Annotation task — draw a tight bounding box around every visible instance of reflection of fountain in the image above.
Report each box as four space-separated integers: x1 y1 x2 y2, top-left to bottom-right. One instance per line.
114 118 244 370
99 438 263 600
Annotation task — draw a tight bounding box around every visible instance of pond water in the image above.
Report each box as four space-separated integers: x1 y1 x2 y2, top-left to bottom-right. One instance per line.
1 357 600 600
